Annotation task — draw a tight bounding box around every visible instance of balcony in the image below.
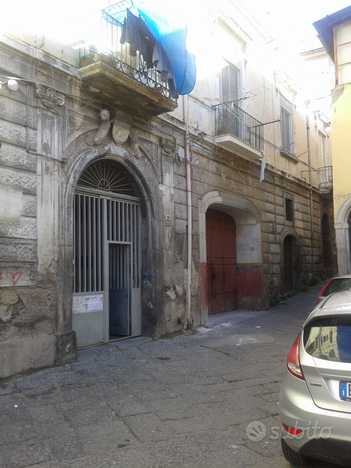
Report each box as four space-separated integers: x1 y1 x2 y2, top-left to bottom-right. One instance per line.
213 101 264 161
317 165 333 191
78 11 178 119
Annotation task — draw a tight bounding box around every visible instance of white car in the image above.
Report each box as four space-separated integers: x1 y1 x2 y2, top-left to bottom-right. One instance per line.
317 275 351 303
280 290 351 465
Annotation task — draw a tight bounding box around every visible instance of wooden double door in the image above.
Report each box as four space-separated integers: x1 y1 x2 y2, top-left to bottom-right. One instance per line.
206 209 237 314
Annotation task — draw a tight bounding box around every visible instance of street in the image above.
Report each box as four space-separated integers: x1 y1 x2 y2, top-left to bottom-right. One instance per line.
0 285 344 468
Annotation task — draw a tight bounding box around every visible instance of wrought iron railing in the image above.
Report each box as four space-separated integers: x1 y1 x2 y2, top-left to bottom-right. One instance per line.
213 101 264 151
78 11 176 102
317 165 333 188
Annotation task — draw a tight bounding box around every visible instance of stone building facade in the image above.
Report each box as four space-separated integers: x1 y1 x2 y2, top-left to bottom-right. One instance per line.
0 2 337 378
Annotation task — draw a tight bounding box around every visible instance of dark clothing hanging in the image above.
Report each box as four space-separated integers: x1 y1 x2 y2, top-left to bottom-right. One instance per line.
137 14 155 69
120 9 141 57
120 9 155 67
120 8 178 97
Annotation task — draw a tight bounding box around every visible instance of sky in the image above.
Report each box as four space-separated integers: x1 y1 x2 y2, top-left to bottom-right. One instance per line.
244 0 351 49
1 0 350 51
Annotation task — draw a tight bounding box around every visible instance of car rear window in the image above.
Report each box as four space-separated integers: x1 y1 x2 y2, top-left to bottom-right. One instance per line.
303 317 351 363
324 278 351 296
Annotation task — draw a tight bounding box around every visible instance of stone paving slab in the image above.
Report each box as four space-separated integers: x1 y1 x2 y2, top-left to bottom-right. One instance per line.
0 285 344 467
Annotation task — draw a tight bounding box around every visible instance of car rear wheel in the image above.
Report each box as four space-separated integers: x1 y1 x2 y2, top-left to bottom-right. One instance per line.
281 438 310 466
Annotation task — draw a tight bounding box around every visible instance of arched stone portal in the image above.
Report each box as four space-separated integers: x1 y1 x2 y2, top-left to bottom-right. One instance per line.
57 140 162 355
198 191 262 323
72 159 142 347
280 229 300 294
335 195 351 275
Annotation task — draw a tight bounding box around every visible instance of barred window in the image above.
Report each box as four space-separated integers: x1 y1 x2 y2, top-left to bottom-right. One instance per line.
285 198 294 222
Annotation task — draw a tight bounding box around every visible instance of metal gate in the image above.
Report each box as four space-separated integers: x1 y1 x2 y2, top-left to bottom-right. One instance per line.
206 209 237 314
72 192 141 347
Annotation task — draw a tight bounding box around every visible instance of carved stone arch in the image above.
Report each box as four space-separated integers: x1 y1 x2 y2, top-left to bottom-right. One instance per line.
57 142 164 353
335 195 351 274
279 227 301 294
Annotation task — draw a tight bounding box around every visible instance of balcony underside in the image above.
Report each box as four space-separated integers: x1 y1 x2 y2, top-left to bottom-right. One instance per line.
79 61 178 119
215 134 263 161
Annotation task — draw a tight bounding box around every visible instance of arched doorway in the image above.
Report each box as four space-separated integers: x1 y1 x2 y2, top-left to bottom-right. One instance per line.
206 208 237 314
72 159 142 347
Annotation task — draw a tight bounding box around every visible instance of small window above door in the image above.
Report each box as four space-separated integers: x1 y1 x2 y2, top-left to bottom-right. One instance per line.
78 159 139 197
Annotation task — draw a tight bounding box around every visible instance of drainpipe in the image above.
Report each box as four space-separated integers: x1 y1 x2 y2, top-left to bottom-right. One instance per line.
183 94 192 329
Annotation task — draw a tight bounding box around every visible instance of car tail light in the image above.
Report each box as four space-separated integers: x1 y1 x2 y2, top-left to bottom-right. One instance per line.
317 279 331 303
287 334 304 380
282 423 303 435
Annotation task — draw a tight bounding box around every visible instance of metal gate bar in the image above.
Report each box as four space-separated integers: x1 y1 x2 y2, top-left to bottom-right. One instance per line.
74 194 140 294
74 194 104 293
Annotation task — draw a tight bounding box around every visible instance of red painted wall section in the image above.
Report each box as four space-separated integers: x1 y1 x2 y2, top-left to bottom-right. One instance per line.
237 265 263 309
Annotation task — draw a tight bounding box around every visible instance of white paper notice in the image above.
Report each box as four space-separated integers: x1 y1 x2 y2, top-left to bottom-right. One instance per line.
85 295 103 311
73 295 103 313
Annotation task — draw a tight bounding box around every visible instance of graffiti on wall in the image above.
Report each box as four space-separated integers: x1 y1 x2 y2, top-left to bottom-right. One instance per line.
0 272 22 286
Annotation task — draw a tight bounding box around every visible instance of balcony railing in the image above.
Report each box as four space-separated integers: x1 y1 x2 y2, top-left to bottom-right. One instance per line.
317 165 333 189
78 11 178 116
213 101 264 152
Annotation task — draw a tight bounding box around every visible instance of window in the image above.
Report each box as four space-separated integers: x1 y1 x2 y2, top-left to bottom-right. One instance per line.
221 64 239 102
220 64 241 137
280 96 293 155
318 132 326 167
303 317 351 363
285 198 294 223
335 22 351 85
281 108 293 153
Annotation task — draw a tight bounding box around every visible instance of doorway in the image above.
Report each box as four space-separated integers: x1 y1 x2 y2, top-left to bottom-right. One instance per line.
72 159 141 347
206 208 237 313
109 243 131 338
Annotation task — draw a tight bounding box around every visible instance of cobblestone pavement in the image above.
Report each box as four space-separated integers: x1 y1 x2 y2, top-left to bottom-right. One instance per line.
0 286 344 468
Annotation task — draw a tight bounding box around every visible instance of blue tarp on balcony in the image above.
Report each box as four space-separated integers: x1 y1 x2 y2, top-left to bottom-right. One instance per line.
103 1 196 95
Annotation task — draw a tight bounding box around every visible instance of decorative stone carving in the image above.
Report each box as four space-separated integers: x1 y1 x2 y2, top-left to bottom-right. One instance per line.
36 85 65 107
128 129 141 159
92 109 111 146
112 119 131 145
160 136 181 165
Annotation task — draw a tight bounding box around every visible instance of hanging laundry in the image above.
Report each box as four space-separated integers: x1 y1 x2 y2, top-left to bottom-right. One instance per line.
104 2 196 95
119 7 178 98
137 14 155 69
120 9 141 57
120 9 155 68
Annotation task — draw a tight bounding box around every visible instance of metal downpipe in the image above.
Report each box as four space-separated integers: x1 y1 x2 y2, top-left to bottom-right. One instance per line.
183 94 192 329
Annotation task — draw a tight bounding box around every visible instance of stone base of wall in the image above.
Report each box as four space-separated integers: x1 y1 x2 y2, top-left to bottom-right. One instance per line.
55 331 77 365
0 334 56 379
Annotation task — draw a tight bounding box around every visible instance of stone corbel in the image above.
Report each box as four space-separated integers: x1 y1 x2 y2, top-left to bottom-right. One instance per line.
128 129 141 159
160 136 181 165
